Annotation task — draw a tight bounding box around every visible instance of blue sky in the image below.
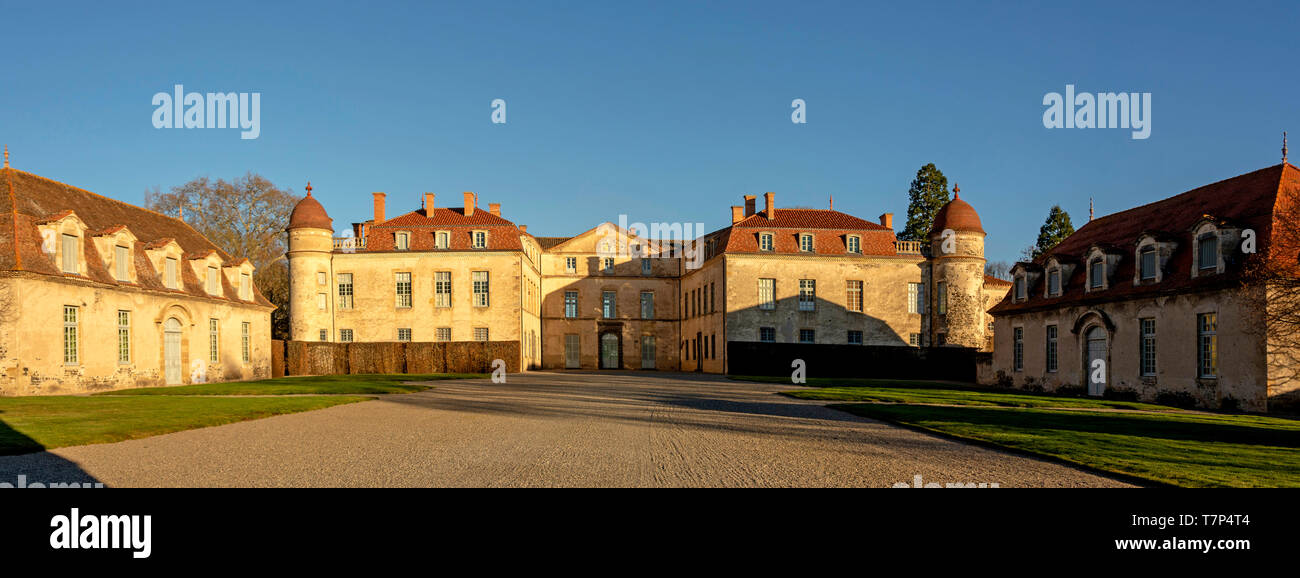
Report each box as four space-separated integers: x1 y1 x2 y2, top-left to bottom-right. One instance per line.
2 0 1297 263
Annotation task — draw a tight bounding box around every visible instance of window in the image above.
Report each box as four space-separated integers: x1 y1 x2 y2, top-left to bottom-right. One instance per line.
398 328 412 342
760 327 775 342
1139 247 1157 280
317 271 326 285
1140 318 1156 377
602 257 614 273
712 334 717 359
642 258 652 275
1089 259 1105 289
1013 327 1024 371
395 232 410 250
1198 234 1216 271
205 266 219 295
241 322 251 363
338 274 354 309
703 335 709 359
908 283 924 314
602 291 617 318
847 235 861 254
937 281 947 315
564 290 578 318
937 333 947 346
165 257 178 289
798 279 816 311
1014 276 1025 300
847 330 863 345
759 279 775 310
640 291 654 319
1198 313 1217 378
319 329 327 341
435 231 449 249
799 329 815 344
1046 325 1058 373
1047 269 1060 296
472 231 487 249
317 293 327 311
799 234 814 252
641 336 656 369
61 234 78 274
240 272 251 300
209 318 219 364
63 306 78 364
759 233 773 251
909 333 920 346
395 272 412 308
710 283 715 313
340 329 353 342
436 327 451 342
565 257 577 274
435 272 451 308
473 327 489 342
115 246 130 281
472 271 489 307
118 311 131 364
846 280 863 313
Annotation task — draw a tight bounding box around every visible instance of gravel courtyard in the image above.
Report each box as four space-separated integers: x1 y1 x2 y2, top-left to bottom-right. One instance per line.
0 372 1131 487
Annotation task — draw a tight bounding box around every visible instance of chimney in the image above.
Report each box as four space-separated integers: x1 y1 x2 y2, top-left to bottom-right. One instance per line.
489 202 501 217
424 192 435 214
764 192 775 220
731 206 744 224
519 225 528 233
372 192 386 224
879 212 893 229
743 195 756 217
463 192 476 217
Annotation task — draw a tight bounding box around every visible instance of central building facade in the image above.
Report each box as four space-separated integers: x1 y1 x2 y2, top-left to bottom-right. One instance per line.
287 188 1006 373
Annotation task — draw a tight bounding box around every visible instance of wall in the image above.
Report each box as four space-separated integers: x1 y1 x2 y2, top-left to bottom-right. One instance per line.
285 340 519 375
727 341 979 381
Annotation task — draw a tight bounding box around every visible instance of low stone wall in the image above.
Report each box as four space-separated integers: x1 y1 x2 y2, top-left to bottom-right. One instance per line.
285 341 519 376
726 341 980 382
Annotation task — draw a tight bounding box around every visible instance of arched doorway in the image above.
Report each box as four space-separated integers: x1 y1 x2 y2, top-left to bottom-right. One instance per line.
1084 325 1107 396
599 332 621 369
164 317 183 385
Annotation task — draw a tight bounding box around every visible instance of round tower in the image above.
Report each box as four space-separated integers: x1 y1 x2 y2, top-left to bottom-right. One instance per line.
927 185 987 348
287 182 334 342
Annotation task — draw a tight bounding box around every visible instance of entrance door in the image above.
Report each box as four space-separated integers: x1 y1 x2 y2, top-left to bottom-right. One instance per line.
641 336 656 369
1085 326 1107 396
164 318 182 385
600 333 620 369
565 334 580 369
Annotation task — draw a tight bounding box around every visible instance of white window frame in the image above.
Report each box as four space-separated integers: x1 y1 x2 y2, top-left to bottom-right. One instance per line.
472 271 489 307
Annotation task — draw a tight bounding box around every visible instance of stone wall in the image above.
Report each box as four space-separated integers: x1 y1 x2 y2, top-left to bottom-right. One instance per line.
285 340 519 375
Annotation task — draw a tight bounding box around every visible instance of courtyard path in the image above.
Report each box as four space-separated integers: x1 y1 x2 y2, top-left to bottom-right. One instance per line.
0 372 1132 487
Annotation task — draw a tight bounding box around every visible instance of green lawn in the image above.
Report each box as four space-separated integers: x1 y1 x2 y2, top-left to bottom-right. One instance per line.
733 375 1175 411
832 403 1300 487
97 373 486 396
0 395 368 456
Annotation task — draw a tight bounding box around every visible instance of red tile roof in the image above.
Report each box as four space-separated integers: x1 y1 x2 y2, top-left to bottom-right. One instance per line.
721 208 899 256
0 167 272 307
287 192 333 231
362 206 527 252
929 193 985 236
991 163 1297 315
983 274 1012 287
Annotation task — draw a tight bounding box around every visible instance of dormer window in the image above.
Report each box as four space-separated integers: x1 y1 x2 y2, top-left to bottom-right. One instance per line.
759 233 773 251
114 245 130 281
61 234 79 274
240 272 251 300
206 266 220 295
472 231 487 249
1139 246 1157 280
1197 233 1216 271
1047 268 1061 296
847 235 861 254
799 233 814 252
435 231 449 249
165 257 179 289
395 232 410 251
1089 258 1105 289
1014 275 1026 300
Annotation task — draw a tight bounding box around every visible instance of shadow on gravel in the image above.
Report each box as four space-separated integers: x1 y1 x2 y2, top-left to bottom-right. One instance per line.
0 417 102 487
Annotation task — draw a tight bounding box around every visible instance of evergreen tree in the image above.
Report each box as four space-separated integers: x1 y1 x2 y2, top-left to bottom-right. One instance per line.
1033 205 1075 259
900 163 950 241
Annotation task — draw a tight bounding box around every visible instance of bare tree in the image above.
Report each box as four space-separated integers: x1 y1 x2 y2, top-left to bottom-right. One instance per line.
146 173 300 340
984 260 1012 280
1240 185 1300 408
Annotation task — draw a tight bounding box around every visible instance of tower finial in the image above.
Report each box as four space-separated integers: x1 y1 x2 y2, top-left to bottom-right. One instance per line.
1089 197 1094 222
1284 131 1289 164
3 145 8 168
829 195 833 210
305 181 313 196
953 183 960 199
